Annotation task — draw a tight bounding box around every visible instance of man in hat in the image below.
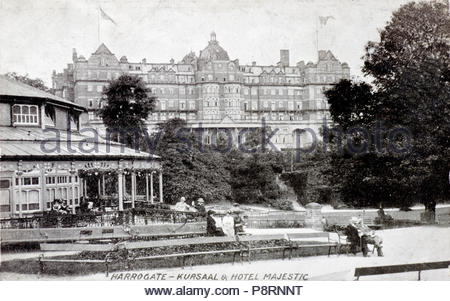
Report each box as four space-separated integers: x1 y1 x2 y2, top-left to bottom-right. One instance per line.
231 203 245 234
194 198 206 214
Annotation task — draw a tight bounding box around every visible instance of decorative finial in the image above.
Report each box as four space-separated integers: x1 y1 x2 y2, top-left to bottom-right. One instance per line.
210 31 216 41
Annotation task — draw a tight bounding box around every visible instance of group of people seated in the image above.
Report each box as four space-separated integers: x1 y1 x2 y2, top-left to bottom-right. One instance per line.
345 216 383 257
51 199 71 214
206 206 245 237
172 196 206 213
172 196 246 237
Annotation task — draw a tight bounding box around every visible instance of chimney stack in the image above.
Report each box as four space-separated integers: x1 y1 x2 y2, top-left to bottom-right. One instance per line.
72 48 77 63
252 61 256 66
280 49 289 67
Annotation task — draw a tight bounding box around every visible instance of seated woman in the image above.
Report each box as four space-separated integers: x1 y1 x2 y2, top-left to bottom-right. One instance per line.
345 218 361 255
206 210 225 236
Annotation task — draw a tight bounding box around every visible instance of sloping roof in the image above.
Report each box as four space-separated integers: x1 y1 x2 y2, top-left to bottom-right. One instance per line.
0 75 85 110
0 126 159 160
93 43 113 55
0 141 157 160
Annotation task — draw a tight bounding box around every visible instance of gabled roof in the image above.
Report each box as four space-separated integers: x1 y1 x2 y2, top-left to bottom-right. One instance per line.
93 43 114 55
0 75 85 110
318 50 337 61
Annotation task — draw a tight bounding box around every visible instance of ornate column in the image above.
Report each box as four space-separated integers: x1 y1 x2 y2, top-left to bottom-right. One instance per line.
97 177 101 197
102 174 106 196
150 171 154 203
145 173 149 203
40 164 47 212
131 171 136 208
11 167 16 216
117 160 124 211
70 163 76 214
17 161 23 217
158 171 163 203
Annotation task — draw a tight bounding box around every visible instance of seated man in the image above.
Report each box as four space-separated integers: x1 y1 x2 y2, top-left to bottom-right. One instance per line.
352 217 384 257
194 198 206 214
233 212 245 234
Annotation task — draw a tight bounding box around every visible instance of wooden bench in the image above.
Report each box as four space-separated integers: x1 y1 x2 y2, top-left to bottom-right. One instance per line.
354 260 450 280
37 232 343 275
333 230 378 255
284 232 339 259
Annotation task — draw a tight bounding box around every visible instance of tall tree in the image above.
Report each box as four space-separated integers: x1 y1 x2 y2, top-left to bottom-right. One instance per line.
363 1 450 207
97 74 156 148
4 72 50 92
325 1 450 208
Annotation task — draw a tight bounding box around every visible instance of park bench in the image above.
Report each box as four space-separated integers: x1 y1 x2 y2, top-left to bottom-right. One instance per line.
128 234 288 268
284 232 339 259
332 229 377 255
354 260 450 280
36 232 344 275
362 217 382 230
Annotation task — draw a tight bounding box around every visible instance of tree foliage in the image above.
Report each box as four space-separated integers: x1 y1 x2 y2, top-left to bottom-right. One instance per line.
153 118 232 204
4 72 50 92
97 74 156 148
150 118 288 207
325 1 450 208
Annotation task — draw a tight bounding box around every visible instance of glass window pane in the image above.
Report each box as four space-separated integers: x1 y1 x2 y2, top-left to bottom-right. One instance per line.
22 106 29 114
12 106 20 113
0 180 10 188
30 106 37 114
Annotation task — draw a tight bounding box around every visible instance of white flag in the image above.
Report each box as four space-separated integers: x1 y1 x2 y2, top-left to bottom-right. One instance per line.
319 16 335 27
100 7 117 25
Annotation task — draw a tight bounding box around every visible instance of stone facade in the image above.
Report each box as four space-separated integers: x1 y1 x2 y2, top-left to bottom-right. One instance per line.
53 32 350 150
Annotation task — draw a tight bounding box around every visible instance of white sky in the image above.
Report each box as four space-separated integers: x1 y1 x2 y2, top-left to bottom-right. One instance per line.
0 0 413 86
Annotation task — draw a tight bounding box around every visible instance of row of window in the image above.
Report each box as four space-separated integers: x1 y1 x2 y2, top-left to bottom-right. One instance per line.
155 99 326 112
12 104 39 125
46 176 79 185
12 176 80 186
83 70 120 81
204 62 236 70
87 84 105 92
12 104 79 131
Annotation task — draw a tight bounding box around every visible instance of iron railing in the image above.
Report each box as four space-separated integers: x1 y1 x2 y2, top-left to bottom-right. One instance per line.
0 209 206 229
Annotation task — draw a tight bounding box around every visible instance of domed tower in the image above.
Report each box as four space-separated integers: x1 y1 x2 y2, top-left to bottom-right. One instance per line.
199 32 230 61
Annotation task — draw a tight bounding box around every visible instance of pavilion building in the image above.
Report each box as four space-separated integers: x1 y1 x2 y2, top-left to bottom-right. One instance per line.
0 75 163 219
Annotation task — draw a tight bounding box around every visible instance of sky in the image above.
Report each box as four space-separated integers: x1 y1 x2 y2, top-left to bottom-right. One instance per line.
0 0 414 86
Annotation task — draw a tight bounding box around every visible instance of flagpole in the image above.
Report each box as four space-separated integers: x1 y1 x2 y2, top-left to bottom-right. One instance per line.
315 16 319 59
98 7 100 43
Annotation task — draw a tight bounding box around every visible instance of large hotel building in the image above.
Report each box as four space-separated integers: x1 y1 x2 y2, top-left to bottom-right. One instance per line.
53 32 350 150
